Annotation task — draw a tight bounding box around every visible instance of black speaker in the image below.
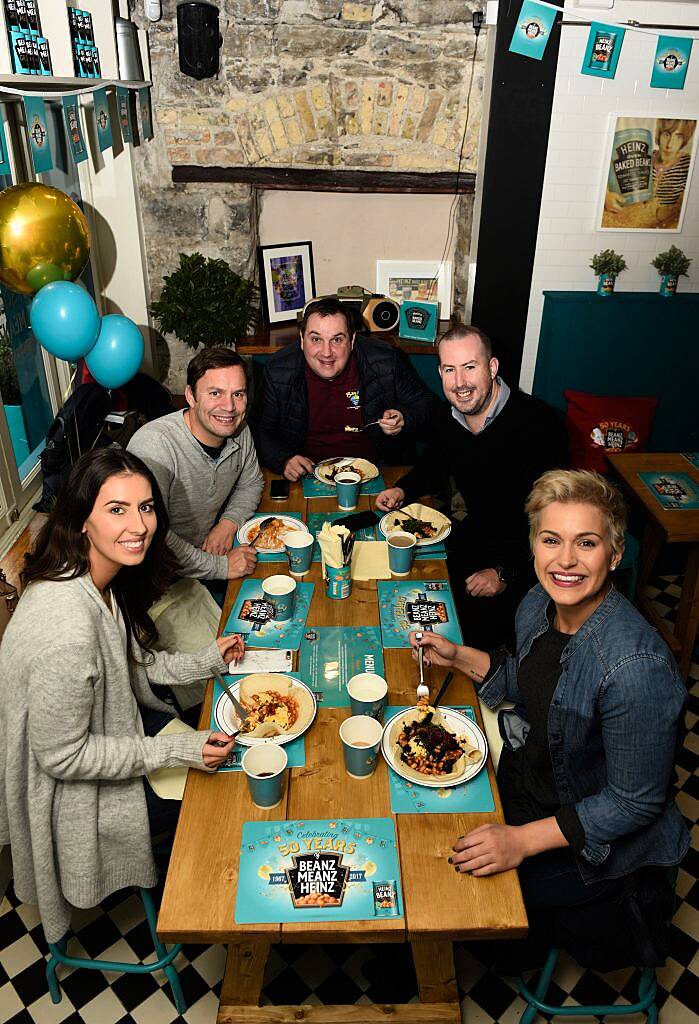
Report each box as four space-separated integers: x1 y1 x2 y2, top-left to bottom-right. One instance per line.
177 2 221 80
361 296 400 332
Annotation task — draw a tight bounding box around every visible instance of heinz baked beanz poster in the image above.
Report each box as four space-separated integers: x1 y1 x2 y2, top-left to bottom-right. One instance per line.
235 819 403 924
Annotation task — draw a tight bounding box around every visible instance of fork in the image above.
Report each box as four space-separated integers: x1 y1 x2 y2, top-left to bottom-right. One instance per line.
414 632 430 701
361 413 399 432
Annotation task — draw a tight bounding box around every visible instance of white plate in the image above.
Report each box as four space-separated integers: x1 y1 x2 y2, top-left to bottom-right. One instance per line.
381 706 488 788
213 675 317 747
236 514 310 552
378 508 452 548
313 457 380 486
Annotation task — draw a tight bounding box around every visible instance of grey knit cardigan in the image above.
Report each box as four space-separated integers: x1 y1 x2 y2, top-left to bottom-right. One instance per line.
0 574 227 943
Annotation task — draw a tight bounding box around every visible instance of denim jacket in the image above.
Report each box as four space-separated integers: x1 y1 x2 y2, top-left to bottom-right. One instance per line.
478 584 689 882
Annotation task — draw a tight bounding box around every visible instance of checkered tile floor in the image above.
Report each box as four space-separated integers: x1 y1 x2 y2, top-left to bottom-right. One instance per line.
1 574 698 1024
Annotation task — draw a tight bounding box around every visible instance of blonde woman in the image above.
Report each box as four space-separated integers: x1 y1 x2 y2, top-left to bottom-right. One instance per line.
412 470 688 963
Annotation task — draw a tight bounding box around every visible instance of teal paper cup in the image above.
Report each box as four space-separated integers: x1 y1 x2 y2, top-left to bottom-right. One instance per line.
339 715 383 779
261 574 296 621
387 530 416 577
335 471 361 511
242 745 288 809
324 562 352 600
285 530 314 576
347 672 388 722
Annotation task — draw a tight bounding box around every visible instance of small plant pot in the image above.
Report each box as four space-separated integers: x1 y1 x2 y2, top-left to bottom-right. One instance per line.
659 273 678 297
597 273 616 297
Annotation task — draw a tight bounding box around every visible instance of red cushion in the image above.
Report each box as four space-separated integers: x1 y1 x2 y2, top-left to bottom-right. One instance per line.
565 389 657 473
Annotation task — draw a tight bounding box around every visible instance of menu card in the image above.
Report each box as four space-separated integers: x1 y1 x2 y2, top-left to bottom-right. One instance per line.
223 580 314 649
235 818 403 924
298 627 384 706
377 580 463 648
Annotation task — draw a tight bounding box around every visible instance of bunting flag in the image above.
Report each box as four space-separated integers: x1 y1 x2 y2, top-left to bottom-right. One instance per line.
0 120 10 175
93 87 114 152
116 86 134 144
509 1 558 60
651 35 693 89
138 87 153 141
62 96 88 165
22 96 53 173
581 22 625 79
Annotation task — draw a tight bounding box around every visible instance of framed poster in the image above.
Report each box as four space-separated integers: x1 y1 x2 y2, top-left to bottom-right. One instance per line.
375 260 452 319
258 241 315 324
599 115 697 232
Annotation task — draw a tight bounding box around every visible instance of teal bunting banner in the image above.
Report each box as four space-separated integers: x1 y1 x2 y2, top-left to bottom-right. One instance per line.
116 87 134 144
93 87 113 152
509 1 558 61
651 35 692 89
138 87 153 141
581 21 625 78
23 96 53 173
62 96 88 165
0 119 10 175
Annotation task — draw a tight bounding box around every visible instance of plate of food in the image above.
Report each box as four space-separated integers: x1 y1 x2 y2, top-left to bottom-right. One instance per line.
378 503 451 547
213 673 317 746
381 699 487 788
314 457 379 486
237 515 311 552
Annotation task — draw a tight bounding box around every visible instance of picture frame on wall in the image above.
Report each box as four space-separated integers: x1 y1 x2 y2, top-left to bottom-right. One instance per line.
258 241 316 324
598 115 697 232
375 260 452 319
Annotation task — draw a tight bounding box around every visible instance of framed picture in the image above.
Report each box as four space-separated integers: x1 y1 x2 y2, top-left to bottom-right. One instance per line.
375 260 452 319
258 241 316 324
598 115 697 232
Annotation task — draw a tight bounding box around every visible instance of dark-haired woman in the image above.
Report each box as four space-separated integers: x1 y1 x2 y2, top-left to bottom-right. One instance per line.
0 448 243 945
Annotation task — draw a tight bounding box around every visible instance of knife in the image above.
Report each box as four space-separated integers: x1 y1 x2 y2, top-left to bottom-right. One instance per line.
214 671 248 734
432 670 455 709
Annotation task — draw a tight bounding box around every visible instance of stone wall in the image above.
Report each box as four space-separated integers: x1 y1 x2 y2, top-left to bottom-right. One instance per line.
130 0 485 387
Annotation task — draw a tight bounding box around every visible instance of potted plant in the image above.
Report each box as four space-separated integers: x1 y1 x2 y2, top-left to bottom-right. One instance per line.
590 249 627 296
651 245 691 297
149 252 258 350
0 332 30 464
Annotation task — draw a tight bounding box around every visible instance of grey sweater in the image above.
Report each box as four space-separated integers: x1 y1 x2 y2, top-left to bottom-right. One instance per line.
128 411 264 579
0 575 228 943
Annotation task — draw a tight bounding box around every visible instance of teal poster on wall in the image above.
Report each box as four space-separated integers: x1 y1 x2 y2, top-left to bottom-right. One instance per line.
62 96 88 165
138 87 154 141
509 0 558 61
93 88 113 152
581 21 625 79
651 35 692 89
116 87 133 143
0 120 10 175
23 96 53 173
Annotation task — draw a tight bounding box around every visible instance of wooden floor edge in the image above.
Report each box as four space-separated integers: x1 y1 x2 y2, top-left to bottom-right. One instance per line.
217 1002 461 1023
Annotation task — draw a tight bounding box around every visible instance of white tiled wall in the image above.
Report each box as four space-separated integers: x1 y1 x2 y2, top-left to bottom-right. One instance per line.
519 0 699 390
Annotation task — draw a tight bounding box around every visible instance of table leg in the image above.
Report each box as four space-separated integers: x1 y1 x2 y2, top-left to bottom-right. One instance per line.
219 941 270 1007
411 938 458 1005
673 544 699 681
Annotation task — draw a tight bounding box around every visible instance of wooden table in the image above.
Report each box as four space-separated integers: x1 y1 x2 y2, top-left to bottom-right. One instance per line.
157 468 528 1024
607 452 699 680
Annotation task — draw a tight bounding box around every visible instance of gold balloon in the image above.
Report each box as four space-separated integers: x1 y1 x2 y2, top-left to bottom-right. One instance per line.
0 183 91 296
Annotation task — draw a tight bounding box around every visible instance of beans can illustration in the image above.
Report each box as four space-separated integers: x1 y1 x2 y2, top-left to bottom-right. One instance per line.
607 126 653 206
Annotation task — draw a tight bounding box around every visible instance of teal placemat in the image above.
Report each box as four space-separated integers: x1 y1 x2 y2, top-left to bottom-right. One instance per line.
303 473 386 498
385 706 494 814
223 579 314 649
637 471 699 510
377 580 463 648
233 512 305 562
298 627 384 706
210 673 306 771
682 452 699 469
235 818 403 924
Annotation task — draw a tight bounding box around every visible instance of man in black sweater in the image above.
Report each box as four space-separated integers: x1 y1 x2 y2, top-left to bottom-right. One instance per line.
375 324 568 649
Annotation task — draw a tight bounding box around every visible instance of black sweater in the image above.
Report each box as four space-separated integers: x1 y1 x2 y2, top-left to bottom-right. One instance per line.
396 390 569 576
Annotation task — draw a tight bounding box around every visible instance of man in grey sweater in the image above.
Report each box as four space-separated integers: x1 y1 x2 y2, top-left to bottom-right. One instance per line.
128 348 263 580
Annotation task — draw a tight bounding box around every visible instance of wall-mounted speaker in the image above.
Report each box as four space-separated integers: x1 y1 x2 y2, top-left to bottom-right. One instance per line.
177 1 221 80
361 296 400 332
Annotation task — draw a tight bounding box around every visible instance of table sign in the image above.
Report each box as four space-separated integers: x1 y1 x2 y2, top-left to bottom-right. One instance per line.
303 473 386 499
638 471 699 510
234 511 306 561
385 706 494 814
210 674 306 771
299 627 384 706
235 818 403 924
377 580 463 648
223 579 314 648
682 452 699 469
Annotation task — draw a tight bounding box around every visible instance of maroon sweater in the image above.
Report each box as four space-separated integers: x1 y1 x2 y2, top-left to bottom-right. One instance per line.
303 355 378 463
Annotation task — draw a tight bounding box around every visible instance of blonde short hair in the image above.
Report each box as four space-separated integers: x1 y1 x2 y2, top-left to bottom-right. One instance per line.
525 469 627 555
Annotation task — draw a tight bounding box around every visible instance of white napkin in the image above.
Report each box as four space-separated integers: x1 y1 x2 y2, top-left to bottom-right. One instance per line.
317 522 350 569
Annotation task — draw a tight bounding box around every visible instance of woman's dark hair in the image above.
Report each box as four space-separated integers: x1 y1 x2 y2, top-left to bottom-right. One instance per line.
22 448 179 654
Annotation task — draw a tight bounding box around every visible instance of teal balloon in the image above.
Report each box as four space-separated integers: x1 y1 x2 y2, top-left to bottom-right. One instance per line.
29 281 100 360
85 315 144 389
